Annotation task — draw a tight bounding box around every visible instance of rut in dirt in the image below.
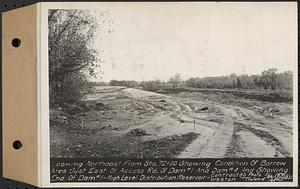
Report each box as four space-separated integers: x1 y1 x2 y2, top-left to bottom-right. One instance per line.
225 122 291 157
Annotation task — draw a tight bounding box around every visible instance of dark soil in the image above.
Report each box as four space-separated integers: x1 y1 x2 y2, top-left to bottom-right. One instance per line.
126 128 149 137
133 132 199 158
50 124 199 158
157 88 292 103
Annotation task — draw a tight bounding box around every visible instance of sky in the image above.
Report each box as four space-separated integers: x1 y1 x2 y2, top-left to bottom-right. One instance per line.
87 2 297 82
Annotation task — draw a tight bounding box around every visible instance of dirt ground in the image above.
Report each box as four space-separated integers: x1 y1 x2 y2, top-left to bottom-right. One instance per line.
50 86 293 158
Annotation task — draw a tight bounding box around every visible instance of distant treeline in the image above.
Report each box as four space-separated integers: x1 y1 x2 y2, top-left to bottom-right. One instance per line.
186 68 292 90
95 68 292 91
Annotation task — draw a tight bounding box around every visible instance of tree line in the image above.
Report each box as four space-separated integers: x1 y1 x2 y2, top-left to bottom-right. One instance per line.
186 68 292 90
48 9 292 114
105 68 292 91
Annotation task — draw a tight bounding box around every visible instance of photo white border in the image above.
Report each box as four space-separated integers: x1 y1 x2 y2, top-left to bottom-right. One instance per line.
39 2 298 187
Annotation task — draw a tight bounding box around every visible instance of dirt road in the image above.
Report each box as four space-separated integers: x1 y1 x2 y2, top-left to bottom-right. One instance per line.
51 86 293 158
122 87 293 158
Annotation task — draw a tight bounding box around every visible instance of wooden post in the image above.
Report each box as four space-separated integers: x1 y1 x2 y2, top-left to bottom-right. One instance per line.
193 118 196 132
81 117 84 129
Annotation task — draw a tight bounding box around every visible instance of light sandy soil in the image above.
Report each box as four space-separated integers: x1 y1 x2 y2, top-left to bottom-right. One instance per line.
51 86 293 158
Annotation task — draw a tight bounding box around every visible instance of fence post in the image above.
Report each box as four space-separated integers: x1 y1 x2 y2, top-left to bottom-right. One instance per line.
81 117 84 129
193 118 196 132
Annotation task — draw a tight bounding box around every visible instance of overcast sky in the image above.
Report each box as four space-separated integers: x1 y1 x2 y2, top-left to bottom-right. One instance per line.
87 2 297 82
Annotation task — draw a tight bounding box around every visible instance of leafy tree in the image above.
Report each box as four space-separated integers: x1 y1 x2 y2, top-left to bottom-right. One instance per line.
48 9 103 111
237 77 241 89
183 68 292 91
185 77 196 87
260 68 278 90
140 80 164 91
274 71 293 91
109 80 138 88
169 73 182 88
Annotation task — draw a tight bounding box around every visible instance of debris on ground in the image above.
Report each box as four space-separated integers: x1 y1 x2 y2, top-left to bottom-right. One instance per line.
126 128 149 137
159 99 166 103
269 108 280 113
195 106 209 112
50 109 69 125
95 102 109 110
264 113 278 119
112 127 121 131
206 117 223 124
251 105 263 111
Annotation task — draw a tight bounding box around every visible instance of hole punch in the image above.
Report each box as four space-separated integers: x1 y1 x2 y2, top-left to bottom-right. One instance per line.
13 140 22 150
11 38 21 47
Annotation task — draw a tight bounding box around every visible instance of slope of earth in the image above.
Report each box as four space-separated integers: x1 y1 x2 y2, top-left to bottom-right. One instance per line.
50 86 293 158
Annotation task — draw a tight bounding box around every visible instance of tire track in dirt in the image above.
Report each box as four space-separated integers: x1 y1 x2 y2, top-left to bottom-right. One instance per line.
224 124 246 158
178 104 236 158
221 105 292 158
229 121 291 157
178 101 292 158
121 88 292 158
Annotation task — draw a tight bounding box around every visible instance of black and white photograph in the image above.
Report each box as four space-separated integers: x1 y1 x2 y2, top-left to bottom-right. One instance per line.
49 3 296 160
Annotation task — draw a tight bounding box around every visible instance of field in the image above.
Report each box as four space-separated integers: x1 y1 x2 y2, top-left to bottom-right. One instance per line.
50 86 293 158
